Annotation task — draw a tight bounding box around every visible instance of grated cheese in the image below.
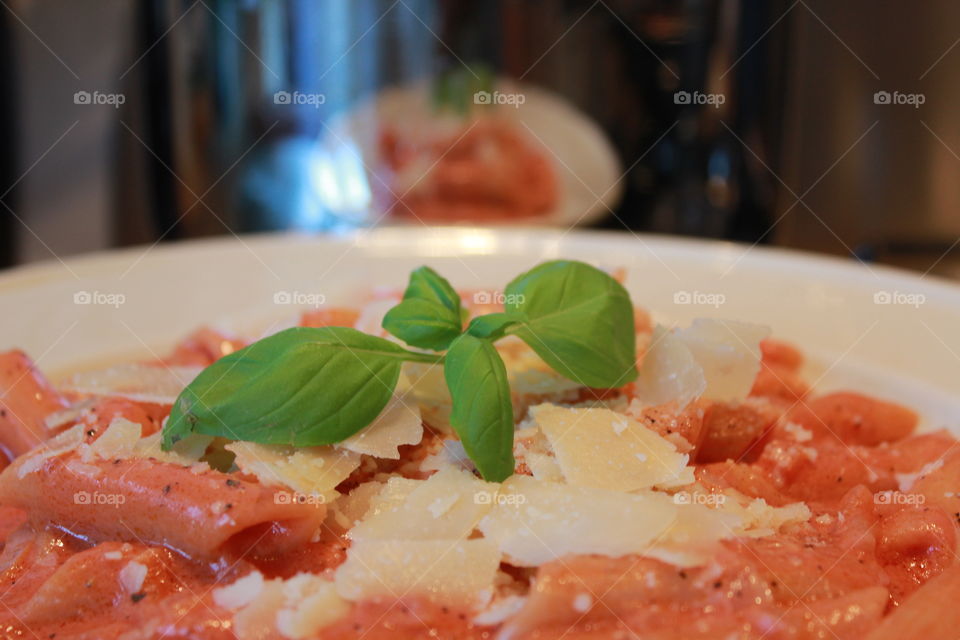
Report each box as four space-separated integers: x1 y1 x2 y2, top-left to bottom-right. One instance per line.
214 571 265 610
118 561 147 594
276 574 350 639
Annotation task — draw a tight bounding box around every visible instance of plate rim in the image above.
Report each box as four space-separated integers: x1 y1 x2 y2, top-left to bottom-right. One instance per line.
2 226 959 300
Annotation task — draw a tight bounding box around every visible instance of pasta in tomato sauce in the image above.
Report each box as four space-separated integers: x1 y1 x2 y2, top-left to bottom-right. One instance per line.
0 302 958 640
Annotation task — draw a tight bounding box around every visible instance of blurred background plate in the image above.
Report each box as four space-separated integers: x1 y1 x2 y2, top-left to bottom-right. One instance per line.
326 80 623 228
0 227 957 428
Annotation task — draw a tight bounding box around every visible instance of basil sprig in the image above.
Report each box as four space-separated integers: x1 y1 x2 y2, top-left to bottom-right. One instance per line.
162 260 637 481
381 266 465 351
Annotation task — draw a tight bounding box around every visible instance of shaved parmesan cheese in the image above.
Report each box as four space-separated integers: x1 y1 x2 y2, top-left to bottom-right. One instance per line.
43 398 96 430
652 488 812 565
61 364 203 404
634 319 769 408
474 595 527 626
530 404 691 492
214 571 265 609
514 426 564 482
420 437 474 473
276 574 350 639
331 481 387 529
634 325 706 409
364 476 422 515
734 498 811 536
649 501 745 567
478 475 678 566
226 442 361 501
524 452 564 482
510 368 583 397
118 561 147 594
17 424 86 478
401 362 453 431
88 417 143 459
233 579 286 640
334 538 499 607
350 467 496 541
77 417 211 467
136 431 213 466
220 573 349 639
339 393 423 459
501 339 582 396
676 319 769 402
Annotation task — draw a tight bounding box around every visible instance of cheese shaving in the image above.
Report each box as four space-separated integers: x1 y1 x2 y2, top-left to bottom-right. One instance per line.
226 442 361 501
477 475 678 566
634 325 706 409
61 363 203 405
334 538 499 607
350 466 495 541
338 393 423 459
530 404 692 492
676 318 769 402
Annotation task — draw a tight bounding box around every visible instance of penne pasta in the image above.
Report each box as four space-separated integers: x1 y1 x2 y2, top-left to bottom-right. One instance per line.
0 451 326 560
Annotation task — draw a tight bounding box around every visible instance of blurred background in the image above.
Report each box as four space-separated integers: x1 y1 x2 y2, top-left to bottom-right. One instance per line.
2 0 959 277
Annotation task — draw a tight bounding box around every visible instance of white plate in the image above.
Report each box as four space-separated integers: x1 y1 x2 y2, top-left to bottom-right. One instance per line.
326 81 623 227
1 227 958 430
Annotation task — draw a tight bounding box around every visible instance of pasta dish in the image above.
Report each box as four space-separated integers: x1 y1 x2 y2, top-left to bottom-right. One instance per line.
0 260 954 639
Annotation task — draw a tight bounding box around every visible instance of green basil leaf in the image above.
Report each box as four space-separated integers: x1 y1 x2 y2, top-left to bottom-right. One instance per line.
466 312 520 340
382 266 464 351
444 333 515 482
504 260 638 388
162 327 407 449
